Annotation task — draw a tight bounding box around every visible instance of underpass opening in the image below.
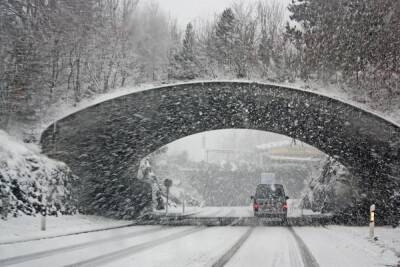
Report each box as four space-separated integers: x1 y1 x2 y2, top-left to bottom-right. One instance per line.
139 129 364 223
40 81 400 223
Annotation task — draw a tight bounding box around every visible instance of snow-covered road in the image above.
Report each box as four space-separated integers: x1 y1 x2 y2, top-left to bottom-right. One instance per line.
190 206 253 217
1 224 398 267
186 200 317 218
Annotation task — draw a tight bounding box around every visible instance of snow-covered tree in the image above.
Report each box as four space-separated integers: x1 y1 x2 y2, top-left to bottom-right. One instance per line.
213 8 237 75
287 0 400 103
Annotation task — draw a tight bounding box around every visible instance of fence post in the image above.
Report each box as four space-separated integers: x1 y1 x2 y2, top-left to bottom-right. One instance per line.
369 204 375 239
41 199 47 231
165 186 169 216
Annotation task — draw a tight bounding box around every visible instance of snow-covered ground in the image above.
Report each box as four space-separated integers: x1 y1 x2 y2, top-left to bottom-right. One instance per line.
0 207 398 266
294 226 400 267
1 222 398 266
325 225 400 260
101 227 249 267
152 206 200 217
189 206 252 217
225 227 304 267
0 214 133 244
153 206 252 218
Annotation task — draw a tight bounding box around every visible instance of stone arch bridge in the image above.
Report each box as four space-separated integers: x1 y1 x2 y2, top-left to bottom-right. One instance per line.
41 82 400 219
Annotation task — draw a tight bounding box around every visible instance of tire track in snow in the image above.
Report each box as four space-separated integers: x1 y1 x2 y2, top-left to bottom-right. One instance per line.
64 227 205 267
211 227 254 267
288 227 320 267
287 231 304 267
0 226 164 266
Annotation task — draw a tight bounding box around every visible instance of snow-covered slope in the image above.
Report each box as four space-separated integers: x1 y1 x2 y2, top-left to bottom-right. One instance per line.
0 130 77 218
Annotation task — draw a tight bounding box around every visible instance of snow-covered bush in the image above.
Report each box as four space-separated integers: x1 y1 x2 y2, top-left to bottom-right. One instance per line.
304 157 356 212
0 130 78 218
302 157 400 225
301 157 370 223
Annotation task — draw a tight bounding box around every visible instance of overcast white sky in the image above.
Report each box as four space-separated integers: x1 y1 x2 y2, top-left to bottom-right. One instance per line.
153 0 292 27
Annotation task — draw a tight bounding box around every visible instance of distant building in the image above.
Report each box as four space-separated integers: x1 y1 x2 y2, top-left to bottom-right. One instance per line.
256 140 325 166
205 149 259 165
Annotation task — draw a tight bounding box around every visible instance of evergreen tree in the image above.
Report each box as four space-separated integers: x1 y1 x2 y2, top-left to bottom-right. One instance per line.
180 22 199 79
182 23 195 61
258 25 272 78
257 2 284 79
287 0 400 96
231 3 257 78
213 8 237 74
167 20 183 80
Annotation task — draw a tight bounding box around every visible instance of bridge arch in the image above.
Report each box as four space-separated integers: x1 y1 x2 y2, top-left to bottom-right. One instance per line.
40 81 400 217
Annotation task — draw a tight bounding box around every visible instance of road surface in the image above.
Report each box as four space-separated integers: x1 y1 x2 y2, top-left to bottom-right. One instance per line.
185 201 313 218
190 206 253 217
0 223 398 267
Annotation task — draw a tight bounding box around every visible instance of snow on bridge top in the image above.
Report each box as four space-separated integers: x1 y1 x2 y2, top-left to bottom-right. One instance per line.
40 80 400 136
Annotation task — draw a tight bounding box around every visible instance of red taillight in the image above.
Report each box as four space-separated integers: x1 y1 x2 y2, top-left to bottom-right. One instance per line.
283 202 288 209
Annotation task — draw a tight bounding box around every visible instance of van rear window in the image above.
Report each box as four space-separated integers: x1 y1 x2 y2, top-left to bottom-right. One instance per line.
256 185 284 199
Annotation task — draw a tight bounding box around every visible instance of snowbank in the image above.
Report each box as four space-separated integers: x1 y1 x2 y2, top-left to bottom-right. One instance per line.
326 225 400 258
293 226 399 267
0 214 132 244
0 130 77 218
